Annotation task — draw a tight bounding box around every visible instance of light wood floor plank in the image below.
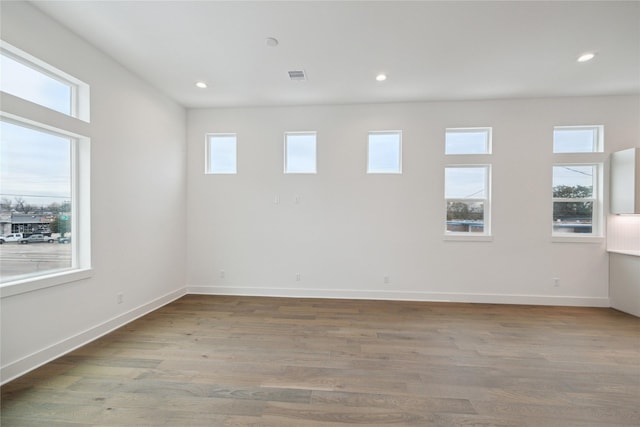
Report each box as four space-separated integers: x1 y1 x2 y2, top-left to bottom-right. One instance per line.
2 295 639 426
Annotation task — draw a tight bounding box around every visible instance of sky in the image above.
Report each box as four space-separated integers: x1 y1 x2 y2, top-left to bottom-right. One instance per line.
0 121 71 208
208 134 237 174
286 133 317 173
368 132 400 173
0 53 73 209
0 53 71 115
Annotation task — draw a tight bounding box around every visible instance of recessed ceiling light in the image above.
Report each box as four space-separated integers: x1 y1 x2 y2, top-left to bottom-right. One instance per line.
376 73 387 82
266 37 279 47
577 52 596 63
195 81 208 89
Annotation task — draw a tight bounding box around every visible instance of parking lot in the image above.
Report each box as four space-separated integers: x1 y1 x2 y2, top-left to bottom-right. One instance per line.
0 241 72 283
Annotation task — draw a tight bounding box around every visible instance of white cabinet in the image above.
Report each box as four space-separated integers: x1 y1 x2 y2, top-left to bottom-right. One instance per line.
609 253 640 317
610 147 640 214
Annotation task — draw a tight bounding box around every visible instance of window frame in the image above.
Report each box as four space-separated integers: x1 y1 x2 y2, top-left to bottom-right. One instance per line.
205 133 237 174
552 125 603 154
445 127 492 155
444 164 491 238
0 42 90 122
284 131 317 174
551 163 602 238
367 130 402 174
0 41 91 298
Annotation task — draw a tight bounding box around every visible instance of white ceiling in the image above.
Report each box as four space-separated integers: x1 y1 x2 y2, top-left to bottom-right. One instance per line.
32 1 640 109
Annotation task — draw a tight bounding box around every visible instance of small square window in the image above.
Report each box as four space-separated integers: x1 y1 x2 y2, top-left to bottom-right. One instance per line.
368 131 401 174
285 132 316 174
445 128 491 155
206 134 237 174
553 126 603 153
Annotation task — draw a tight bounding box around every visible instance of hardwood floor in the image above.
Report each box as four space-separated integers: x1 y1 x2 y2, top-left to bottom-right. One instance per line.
2 295 639 426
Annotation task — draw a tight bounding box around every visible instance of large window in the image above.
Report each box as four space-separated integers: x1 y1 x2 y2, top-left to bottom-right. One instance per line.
368 131 402 174
0 121 75 282
552 164 600 235
206 134 237 174
0 41 90 294
445 166 490 235
285 132 316 174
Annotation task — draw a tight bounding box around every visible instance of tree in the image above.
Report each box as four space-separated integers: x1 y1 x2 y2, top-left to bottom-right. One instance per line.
553 185 592 199
553 185 593 222
49 215 71 235
0 198 12 212
47 202 61 214
14 197 25 212
447 202 470 221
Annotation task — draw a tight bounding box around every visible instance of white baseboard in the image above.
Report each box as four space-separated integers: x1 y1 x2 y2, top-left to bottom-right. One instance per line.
187 285 610 307
0 287 186 385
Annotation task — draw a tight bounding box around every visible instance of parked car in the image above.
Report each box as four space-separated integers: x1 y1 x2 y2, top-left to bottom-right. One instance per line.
1 233 23 243
19 234 55 244
58 236 71 244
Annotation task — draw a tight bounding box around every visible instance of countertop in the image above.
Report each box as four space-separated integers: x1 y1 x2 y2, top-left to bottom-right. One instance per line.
608 249 640 257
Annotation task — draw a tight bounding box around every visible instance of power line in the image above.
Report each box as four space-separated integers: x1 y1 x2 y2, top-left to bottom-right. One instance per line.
561 166 592 177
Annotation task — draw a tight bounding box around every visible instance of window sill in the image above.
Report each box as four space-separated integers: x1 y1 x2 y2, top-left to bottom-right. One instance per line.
443 234 493 242
551 235 604 244
0 268 92 298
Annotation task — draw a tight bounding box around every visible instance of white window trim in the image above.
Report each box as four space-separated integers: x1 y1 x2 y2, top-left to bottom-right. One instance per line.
0 114 91 297
445 127 492 155
284 131 317 174
552 125 604 154
551 162 603 239
367 130 402 174
1 41 90 123
205 133 237 174
444 164 492 238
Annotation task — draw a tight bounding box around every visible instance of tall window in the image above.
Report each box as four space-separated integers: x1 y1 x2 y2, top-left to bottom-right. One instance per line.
552 165 599 235
285 132 316 174
444 127 492 236
445 166 490 234
368 131 402 174
206 133 237 174
552 125 603 237
0 41 90 292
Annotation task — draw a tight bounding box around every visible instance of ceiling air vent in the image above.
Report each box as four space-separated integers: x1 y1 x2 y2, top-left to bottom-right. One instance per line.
288 70 307 81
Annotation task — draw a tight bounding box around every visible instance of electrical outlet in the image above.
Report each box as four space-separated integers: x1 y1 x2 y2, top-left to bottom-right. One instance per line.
553 278 560 287
220 270 225 279
296 273 301 281
117 293 124 304
383 275 390 284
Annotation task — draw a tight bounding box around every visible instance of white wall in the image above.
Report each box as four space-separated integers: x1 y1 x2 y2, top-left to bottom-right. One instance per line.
1 2 187 383
187 96 640 305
